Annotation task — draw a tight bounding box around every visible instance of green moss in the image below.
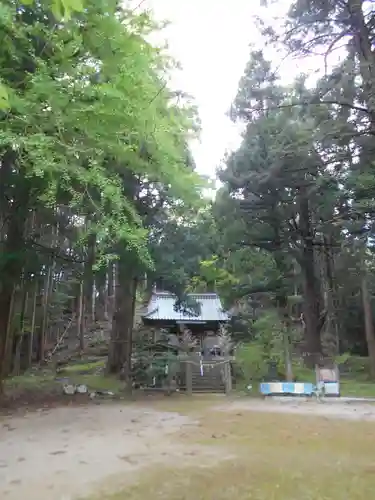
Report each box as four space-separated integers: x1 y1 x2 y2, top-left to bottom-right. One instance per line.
340 379 375 398
5 371 56 390
68 374 124 393
58 359 106 375
5 365 124 396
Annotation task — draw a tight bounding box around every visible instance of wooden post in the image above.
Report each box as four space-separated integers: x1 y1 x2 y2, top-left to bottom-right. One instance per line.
224 360 232 394
185 360 192 395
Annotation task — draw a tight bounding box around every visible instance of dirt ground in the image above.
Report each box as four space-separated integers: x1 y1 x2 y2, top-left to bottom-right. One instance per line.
1 397 375 500
218 397 375 420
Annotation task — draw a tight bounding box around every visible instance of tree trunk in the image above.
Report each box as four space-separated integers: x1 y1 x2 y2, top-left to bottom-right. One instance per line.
84 232 96 327
0 286 16 381
77 278 85 351
27 279 38 369
13 289 28 376
283 328 293 382
298 194 321 358
320 235 339 357
91 282 96 323
0 159 28 387
39 218 58 361
276 294 294 382
106 261 115 324
361 270 375 378
40 265 52 362
271 219 294 380
96 283 106 322
107 260 137 385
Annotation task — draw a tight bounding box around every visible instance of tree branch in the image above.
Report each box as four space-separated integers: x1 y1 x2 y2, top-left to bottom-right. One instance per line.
27 240 87 264
243 99 369 117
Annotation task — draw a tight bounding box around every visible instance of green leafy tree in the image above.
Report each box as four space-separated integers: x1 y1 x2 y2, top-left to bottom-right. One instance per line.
0 0 204 386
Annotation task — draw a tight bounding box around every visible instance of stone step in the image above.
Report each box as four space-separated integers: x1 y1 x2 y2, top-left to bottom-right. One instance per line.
180 362 229 393
192 382 224 389
183 376 224 384
182 388 224 393
192 378 223 383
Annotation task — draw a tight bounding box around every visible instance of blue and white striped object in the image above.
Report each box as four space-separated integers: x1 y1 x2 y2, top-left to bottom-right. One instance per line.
259 382 314 396
321 382 340 396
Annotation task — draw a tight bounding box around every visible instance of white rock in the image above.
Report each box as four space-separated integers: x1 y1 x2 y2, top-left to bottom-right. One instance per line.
62 384 76 395
76 384 88 394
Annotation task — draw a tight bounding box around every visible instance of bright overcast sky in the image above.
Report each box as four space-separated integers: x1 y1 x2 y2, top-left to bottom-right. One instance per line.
141 1 312 178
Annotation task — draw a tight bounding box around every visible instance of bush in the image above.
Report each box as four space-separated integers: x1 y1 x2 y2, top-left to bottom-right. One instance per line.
252 311 284 364
233 311 290 384
341 355 371 379
291 361 315 382
233 343 269 383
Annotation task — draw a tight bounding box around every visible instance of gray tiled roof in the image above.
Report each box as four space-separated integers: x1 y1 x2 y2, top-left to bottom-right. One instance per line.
142 292 230 323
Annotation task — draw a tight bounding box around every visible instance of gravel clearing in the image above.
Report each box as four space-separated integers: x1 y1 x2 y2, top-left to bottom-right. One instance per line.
2 397 375 500
219 397 375 420
0 403 199 500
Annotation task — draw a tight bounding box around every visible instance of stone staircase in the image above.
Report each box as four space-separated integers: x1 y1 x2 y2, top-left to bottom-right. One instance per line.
180 356 227 393
192 362 225 392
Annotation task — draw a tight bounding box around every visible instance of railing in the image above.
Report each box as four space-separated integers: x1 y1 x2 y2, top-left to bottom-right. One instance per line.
179 355 232 394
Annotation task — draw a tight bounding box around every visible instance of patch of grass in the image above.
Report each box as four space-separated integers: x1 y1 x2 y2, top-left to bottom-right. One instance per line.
136 393 228 414
58 359 106 375
96 406 375 500
291 367 375 398
5 371 56 390
69 373 124 393
5 367 123 396
340 379 375 398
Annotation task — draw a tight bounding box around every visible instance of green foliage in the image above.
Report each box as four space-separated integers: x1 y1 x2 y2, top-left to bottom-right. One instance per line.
0 0 87 109
149 208 215 296
291 362 316 383
0 0 203 266
334 352 351 366
341 355 372 380
212 32 373 357
234 343 268 382
196 256 239 290
234 311 299 383
132 336 180 387
252 311 286 364
145 0 375 371
0 0 207 382
5 0 375 384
